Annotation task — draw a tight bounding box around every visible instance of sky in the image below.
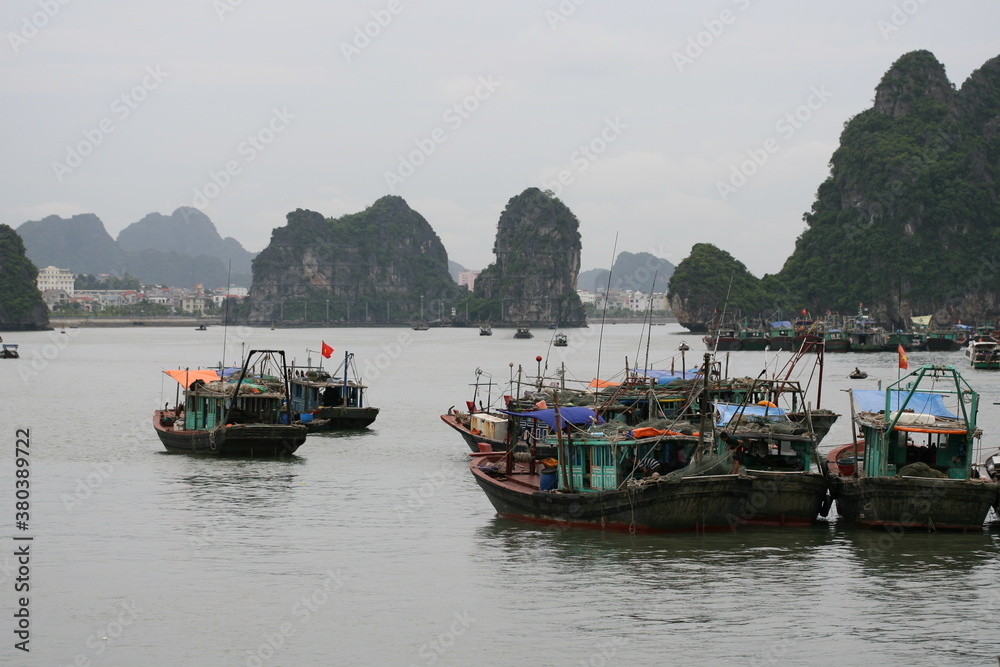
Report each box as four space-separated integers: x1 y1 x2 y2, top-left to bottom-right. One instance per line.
2 1 998 278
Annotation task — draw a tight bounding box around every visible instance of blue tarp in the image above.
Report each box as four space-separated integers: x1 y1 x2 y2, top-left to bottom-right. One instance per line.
851 390 957 419
499 407 604 431
714 402 789 426
771 321 793 329
636 369 700 383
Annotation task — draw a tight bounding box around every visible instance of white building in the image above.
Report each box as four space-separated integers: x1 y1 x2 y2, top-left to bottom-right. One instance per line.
457 271 479 291
37 266 75 297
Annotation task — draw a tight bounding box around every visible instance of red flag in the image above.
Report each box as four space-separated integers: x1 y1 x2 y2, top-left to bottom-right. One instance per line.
897 344 908 370
321 341 333 359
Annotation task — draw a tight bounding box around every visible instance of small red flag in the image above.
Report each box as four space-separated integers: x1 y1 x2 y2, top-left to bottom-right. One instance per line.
897 344 908 370
321 341 333 359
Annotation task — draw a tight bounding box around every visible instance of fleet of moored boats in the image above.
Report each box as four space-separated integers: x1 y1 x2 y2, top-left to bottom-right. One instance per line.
5 323 999 533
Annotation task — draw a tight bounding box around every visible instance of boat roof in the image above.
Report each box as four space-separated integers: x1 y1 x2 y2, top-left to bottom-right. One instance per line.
851 389 956 419
163 369 221 386
499 407 604 431
714 402 789 426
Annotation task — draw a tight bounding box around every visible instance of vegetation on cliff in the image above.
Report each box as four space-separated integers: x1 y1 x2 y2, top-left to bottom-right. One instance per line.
0 225 48 330
245 197 463 324
667 244 768 329
669 50 1000 329
469 188 586 326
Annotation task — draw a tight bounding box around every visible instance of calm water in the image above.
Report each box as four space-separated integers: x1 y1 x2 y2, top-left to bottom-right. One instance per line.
2 323 998 666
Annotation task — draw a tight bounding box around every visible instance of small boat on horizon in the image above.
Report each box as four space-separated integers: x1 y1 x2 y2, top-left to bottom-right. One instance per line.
514 325 532 339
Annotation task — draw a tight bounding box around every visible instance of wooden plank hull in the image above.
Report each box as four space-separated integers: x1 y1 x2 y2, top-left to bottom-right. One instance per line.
153 411 307 457
440 413 509 452
829 475 999 530
736 471 831 527
470 458 752 533
311 406 379 429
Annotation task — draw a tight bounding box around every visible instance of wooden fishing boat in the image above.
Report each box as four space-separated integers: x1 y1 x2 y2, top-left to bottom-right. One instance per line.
289 350 379 429
153 350 307 457
712 401 831 526
924 329 964 352
703 327 740 351
470 425 751 533
767 321 795 351
824 329 851 353
479 325 492 336
827 364 1000 530
514 325 532 339
737 326 769 351
553 332 568 347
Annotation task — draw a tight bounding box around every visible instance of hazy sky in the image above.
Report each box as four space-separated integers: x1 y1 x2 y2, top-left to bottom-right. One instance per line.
2 1 997 277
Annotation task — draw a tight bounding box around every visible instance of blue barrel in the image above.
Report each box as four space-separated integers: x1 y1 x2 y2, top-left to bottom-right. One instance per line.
539 467 558 491
300 413 313 424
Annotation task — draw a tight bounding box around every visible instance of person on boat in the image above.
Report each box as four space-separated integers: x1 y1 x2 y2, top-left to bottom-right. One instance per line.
719 431 746 474
623 455 661 478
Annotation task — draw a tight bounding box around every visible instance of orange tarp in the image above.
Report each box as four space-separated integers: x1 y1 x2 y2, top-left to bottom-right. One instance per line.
588 379 621 388
163 369 220 386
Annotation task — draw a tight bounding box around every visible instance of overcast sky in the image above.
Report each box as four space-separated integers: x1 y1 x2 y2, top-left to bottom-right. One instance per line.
2 1 997 277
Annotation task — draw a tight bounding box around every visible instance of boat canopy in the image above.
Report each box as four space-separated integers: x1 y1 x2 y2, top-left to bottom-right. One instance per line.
851 389 957 419
163 369 221 386
714 402 789 426
499 407 604 431
588 378 621 388
910 315 932 326
771 321 792 328
636 369 700 383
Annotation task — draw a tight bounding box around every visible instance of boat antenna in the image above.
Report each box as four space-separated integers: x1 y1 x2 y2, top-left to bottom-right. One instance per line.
712 270 736 355
594 233 618 405
634 269 658 379
220 259 232 370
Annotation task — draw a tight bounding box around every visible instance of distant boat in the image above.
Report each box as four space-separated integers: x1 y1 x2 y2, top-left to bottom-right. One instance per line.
0 343 19 359
965 335 1000 369
848 368 867 379
553 332 568 347
479 325 492 336
514 325 532 339
412 323 429 331
195 324 208 331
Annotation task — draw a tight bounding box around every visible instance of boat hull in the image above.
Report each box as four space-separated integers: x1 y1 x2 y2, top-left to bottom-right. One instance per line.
829 475 999 530
736 471 831 527
924 338 960 352
310 406 379 429
441 413 510 452
153 411 307 457
471 459 752 533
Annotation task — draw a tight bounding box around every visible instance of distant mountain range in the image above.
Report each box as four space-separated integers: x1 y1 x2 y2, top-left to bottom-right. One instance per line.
16 207 255 288
578 252 675 292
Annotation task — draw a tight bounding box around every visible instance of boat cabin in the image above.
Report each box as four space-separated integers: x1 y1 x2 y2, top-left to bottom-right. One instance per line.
850 372 978 480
